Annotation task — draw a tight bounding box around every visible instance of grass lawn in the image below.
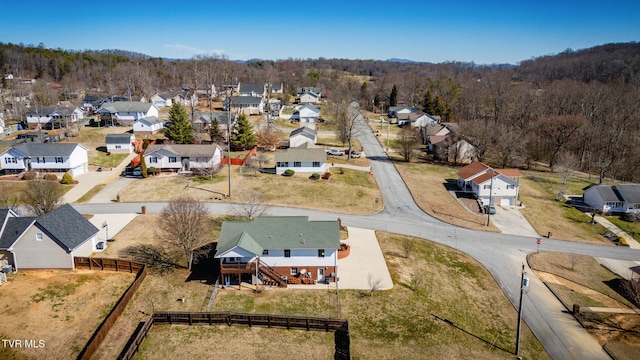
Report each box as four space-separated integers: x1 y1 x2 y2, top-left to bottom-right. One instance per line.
606 216 640 242
519 173 609 244
61 126 133 168
118 167 383 214
122 217 547 359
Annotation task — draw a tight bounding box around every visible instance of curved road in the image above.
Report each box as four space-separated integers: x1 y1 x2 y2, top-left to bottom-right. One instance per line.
74 108 640 360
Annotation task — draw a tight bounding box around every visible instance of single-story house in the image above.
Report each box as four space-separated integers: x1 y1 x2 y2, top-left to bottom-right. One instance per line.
143 144 222 172
299 91 321 104
583 183 640 214
457 162 521 206
297 104 320 129
228 96 264 115
26 106 84 130
275 144 327 175
0 143 89 177
105 133 136 153
133 116 164 135
296 87 322 96
215 216 340 286
412 113 440 128
289 126 317 148
0 205 100 271
151 91 186 108
97 101 159 126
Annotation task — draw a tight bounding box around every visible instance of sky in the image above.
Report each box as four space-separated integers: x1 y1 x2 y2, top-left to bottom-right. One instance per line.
1 1 638 65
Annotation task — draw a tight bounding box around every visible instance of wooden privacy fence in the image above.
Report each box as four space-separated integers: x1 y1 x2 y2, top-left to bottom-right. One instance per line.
75 258 147 360
118 312 350 360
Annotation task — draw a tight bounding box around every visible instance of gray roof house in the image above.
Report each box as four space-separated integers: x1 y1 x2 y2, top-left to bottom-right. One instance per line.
584 183 640 214
289 127 317 148
274 145 327 175
0 205 100 270
0 142 89 177
143 144 222 172
105 133 136 153
97 101 159 126
215 216 340 286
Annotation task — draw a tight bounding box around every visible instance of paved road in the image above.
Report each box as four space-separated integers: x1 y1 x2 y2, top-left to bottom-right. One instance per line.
72 108 640 359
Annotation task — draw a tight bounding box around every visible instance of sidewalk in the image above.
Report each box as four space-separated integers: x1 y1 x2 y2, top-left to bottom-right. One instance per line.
595 215 640 249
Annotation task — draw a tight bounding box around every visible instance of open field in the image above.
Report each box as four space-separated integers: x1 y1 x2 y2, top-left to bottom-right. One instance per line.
519 173 609 244
118 165 383 215
528 252 640 359
103 213 548 359
0 270 135 360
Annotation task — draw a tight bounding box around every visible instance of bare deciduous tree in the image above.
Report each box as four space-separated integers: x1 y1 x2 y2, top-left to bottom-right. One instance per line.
336 104 362 160
398 126 420 162
410 271 424 291
0 182 19 209
156 195 213 270
367 273 383 296
401 237 414 259
556 151 579 185
232 190 271 220
24 179 64 216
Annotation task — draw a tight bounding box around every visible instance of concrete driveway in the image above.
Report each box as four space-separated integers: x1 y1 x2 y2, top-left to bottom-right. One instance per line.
490 205 540 238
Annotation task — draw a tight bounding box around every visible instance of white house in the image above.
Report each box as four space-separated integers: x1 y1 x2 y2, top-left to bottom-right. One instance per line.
299 91 321 104
289 126 317 148
457 162 521 206
215 216 340 286
0 143 89 177
583 183 640 214
0 205 100 271
297 104 320 129
97 101 159 126
274 145 327 175
105 133 136 153
143 144 222 173
412 113 440 128
228 96 264 115
238 83 267 98
26 106 84 130
133 116 164 135
151 91 184 108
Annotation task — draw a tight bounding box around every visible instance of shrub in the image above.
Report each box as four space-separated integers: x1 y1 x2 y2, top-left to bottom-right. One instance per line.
287 277 302 284
283 169 295 177
22 171 38 180
621 213 640 222
61 172 74 184
321 171 333 180
43 173 58 181
337 167 345 174
148 167 157 176
309 173 320 180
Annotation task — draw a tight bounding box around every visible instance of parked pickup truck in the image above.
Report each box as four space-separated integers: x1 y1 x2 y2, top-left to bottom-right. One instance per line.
325 148 345 156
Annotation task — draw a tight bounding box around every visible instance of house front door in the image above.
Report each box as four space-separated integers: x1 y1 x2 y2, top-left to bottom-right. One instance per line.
318 268 325 282
181 158 189 171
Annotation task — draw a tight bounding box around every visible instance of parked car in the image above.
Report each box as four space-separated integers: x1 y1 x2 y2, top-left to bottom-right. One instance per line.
132 169 142 177
347 150 361 158
326 148 345 156
484 205 497 214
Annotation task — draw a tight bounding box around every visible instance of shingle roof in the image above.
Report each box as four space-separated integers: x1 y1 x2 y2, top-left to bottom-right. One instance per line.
136 116 163 126
145 144 219 158
105 133 134 144
457 162 490 179
289 126 317 140
26 106 57 116
238 83 266 94
0 217 35 249
230 96 262 105
35 204 99 251
274 148 326 163
215 216 339 258
614 184 640 204
99 101 153 113
587 185 623 202
12 143 85 157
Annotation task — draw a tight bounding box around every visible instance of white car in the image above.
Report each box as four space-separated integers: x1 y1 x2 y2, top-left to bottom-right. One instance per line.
326 148 345 156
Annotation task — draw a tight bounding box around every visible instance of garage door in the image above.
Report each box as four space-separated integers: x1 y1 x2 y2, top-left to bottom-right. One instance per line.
500 198 512 206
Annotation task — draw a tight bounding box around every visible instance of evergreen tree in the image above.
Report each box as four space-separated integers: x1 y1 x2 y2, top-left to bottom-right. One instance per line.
231 114 256 150
209 117 223 142
422 90 435 114
373 94 381 109
164 103 194 144
389 85 398 106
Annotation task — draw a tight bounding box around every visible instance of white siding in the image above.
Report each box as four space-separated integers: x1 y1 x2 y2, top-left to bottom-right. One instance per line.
275 161 326 175
260 249 336 268
12 226 73 270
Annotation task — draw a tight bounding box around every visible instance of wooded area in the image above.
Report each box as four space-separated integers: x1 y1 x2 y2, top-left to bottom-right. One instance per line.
2 41 639 181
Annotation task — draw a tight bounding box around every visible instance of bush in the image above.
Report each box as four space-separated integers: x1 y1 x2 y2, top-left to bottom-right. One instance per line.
337 167 345 174
148 167 157 176
321 171 333 180
621 213 640 222
283 169 295 177
22 171 38 180
43 173 58 181
61 172 74 184
287 277 302 284
309 173 320 180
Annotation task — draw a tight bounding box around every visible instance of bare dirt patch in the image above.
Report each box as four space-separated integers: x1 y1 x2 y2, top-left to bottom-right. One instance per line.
0 270 135 360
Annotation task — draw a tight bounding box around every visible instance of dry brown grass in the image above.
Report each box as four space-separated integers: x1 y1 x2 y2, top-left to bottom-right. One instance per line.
0 270 134 360
118 167 383 215
394 161 500 231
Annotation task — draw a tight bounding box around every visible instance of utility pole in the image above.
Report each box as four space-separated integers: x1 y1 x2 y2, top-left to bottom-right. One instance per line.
486 169 494 226
515 262 528 359
227 91 232 198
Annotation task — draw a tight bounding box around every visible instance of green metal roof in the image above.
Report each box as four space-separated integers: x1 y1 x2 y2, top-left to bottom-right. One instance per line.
215 216 339 257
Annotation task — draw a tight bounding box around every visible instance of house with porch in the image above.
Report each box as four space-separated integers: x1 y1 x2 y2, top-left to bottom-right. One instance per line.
238 83 267 98
133 116 164 135
26 106 84 130
143 144 222 173
0 205 100 271
97 101 159 126
105 133 136 153
228 96 264 115
215 216 340 287
457 162 521 206
583 183 640 214
275 144 327 175
0 143 89 177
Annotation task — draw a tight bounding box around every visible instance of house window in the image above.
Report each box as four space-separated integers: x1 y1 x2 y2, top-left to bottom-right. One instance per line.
293 162 301 167
483 185 491 189
150 157 158 163
276 162 288 167
290 267 298 275
55 157 63 163
284 249 291 258
169 157 177 163
262 249 269 256
4 157 17 164
318 249 325 257
115 145 121 149
312 162 320 167
36 157 45 163
36 233 43 241
506 185 515 189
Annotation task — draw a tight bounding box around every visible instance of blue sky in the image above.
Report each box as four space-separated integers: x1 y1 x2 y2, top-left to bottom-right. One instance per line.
1 1 638 64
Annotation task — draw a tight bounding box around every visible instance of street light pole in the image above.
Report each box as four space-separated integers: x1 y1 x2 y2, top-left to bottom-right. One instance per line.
515 262 528 358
